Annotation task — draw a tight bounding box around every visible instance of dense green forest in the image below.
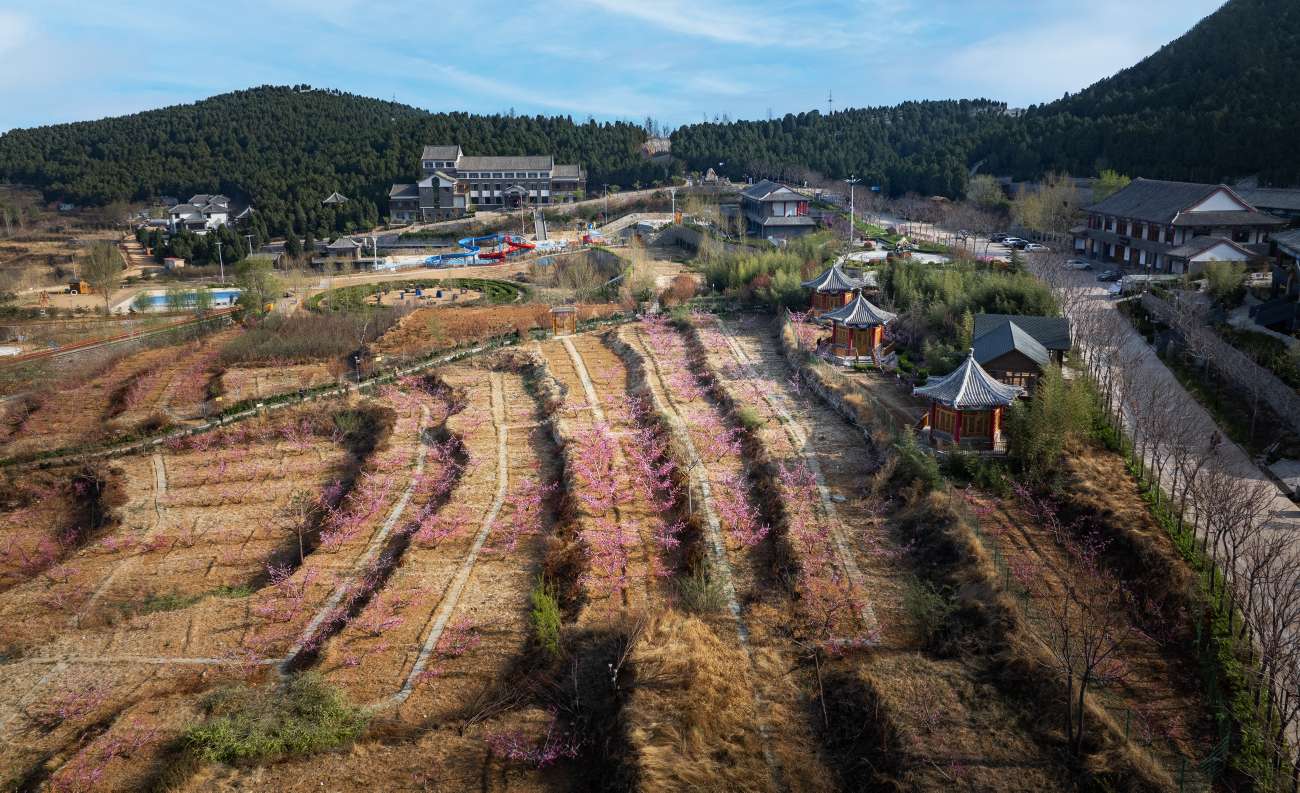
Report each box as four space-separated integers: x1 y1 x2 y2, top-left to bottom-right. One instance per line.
0 0 1294 225
671 100 1011 196
989 0 1300 186
665 100 1008 196
677 0 1300 193
0 86 671 238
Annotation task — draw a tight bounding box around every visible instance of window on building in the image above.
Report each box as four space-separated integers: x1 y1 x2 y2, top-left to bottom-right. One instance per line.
934 408 956 435
493 173 503 178
962 412 991 437
1232 229 1251 243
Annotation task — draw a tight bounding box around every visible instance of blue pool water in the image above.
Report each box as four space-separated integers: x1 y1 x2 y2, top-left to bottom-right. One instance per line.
146 289 241 307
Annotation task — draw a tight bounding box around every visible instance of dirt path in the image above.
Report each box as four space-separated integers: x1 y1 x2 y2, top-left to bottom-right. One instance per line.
383 373 511 708
282 405 431 670
560 335 606 424
619 326 785 790
713 316 879 631
714 314 1076 791
537 336 662 615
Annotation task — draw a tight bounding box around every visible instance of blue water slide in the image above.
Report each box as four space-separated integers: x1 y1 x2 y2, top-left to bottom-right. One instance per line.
421 234 504 267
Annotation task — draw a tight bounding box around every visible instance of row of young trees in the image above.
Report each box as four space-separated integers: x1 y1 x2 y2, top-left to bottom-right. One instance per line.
1029 256 1299 786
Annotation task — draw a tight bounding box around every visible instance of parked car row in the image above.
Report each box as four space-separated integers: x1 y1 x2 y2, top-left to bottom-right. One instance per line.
989 233 1051 252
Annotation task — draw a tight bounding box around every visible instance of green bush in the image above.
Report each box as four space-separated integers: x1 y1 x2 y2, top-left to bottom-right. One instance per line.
219 311 403 365
1006 366 1094 483
942 451 1011 495
529 578 563 658
903 578 959 651
891 428 942 492
307 278 524 312
697 232 839 307
675 565 728 614
883 257 1057 320
183 673 368 764
736 406 765 430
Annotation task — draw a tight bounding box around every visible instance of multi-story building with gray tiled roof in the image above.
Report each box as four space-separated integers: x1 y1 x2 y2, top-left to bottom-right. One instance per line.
388 145 587 223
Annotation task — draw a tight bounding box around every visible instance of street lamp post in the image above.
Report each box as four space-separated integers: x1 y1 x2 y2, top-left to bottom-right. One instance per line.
214 240 225 284
843 177 861 243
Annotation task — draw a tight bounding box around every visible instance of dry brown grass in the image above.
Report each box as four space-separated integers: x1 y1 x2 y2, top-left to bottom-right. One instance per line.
625 611 773 793
373 303 622 360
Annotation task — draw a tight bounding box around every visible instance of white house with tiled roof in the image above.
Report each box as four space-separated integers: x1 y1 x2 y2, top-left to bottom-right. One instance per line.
167 194 230 233
1072 178 1283 274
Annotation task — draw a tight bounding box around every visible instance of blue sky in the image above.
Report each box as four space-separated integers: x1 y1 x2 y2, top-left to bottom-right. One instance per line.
0 0 1226 132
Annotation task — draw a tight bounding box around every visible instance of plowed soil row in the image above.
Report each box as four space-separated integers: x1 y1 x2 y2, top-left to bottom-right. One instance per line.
0 399 427 791
966 472 1217 777
1 330 240 456
619 320 831 792
188 364 573 792
534 335 668 619
709 313 1076 792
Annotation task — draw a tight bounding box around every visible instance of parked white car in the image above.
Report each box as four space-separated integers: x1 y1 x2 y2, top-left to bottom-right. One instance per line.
1025 243 1052 252
1063 258 1092 270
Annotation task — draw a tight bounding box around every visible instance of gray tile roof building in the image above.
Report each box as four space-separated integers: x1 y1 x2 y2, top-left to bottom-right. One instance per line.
392 145 586 222
421 145 462 161
1164 236 1254 259
1274 228 1300 258
457 155 554 172
1238 187 1300 216
973 320 1050 369
972 314 1071 351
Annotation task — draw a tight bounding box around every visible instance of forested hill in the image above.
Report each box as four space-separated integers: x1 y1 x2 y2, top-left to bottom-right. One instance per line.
669 100 1012 197
0 86 664 236
3 0 1296 221
982 0 1300 186
675 0 1300 192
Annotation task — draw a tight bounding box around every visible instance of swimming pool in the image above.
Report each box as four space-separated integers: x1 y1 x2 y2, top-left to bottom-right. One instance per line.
136 288 242 310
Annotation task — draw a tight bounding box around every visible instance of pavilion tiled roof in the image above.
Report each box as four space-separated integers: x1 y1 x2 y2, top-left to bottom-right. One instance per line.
801 263 864 293
822 292 896 327
913 350 1024 409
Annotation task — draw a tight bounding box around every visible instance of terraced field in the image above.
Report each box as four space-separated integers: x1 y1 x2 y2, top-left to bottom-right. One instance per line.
0 318 1214 793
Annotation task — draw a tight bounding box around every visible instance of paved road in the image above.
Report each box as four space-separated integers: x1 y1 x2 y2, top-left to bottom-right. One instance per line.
1070 270 1300 525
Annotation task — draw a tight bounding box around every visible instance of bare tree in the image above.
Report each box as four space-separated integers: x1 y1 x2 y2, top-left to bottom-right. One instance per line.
81 241 125 313
1034 534 1140 756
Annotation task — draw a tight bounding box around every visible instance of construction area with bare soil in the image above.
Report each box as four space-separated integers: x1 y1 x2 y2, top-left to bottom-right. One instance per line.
0 309 1249 793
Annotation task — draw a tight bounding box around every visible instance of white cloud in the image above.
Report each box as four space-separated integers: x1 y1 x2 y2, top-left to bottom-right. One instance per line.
0 10 31 55
568 0 908 48
569 0 768 44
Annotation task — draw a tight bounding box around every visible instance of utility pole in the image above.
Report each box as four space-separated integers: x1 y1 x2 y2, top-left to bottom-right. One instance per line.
844 176 860 243
215 239 225 283
669 187 677 218
603 185 609 224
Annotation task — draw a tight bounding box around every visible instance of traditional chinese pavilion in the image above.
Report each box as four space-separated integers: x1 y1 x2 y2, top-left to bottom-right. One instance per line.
550 305 577 336
913 350 1024 451
823 291 896 362
802 263 867 315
